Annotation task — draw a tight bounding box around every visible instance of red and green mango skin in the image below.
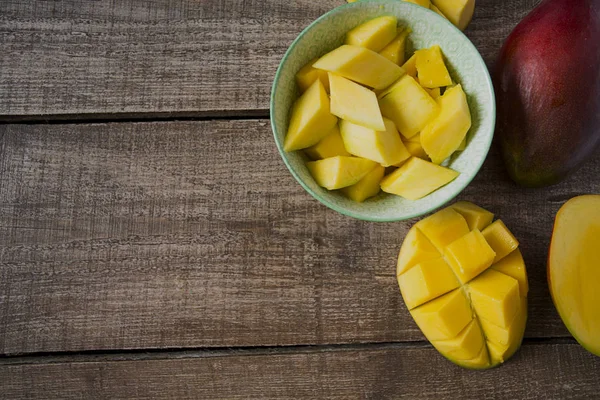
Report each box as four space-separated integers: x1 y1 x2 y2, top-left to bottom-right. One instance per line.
494 0 600 187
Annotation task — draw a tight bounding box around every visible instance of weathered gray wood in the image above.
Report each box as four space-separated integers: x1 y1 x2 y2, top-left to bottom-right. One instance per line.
1 120 597 355
0 0 539 118
1 343 599 399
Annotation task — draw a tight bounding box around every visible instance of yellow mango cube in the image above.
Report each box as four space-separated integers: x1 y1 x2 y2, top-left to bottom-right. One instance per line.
379 28 411 65
479 299 527 347
420 84 472 164
380 157 459 200
402 54 417 79
430 4 447 18
397 226 440 275
444 229 497 284
410 289 472 341
313 45 404 90
491 249 529 297
329 73 385 131
345 16 398 53
379 75 440 138
457 345 490 369
482 220 520 263
416 207 470 251
415 45 452 88
404 0 431 7
307 156 376 190
468 269 520 329
432 318 484 360
296 58 330 93
450 201 494 231
403 140 429 160
398 257 460 310
424 87 441 99
284 80 339 152
341 164 385 202
374 74 408 99
431 0 475 31
340 119 410 167
304 125 350 160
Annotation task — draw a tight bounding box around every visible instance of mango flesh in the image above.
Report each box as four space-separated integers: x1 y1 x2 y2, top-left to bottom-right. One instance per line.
345 16 398 52
329 73 385 131
397 202 528 369
404 0 431 7
482 220 519 263
431 0 475 31
420 84 472 164
402 54 418 79
340 119 410 167
307 156 376 190
380 157 458 200
341 164 385 202
379 75 440 139
314 45 404 90
284 80 338 152
304 125 350 160
548 195 600 356
415 45 452 88
296 58 330 93
495 0 600 187
379 28 411 65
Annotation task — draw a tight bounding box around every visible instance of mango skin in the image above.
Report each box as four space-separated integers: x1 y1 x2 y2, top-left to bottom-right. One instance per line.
495 0 600 187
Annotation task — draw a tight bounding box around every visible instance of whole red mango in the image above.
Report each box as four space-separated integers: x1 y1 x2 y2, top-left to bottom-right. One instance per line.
495 0 600 187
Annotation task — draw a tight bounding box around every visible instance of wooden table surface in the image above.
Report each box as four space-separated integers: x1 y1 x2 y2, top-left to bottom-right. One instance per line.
1 0 599 398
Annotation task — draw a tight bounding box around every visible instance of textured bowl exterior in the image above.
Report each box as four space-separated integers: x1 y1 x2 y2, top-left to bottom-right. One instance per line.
271 0 495 222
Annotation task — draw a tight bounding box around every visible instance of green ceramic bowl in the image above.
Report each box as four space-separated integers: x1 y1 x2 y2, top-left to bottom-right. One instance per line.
270 0 495 222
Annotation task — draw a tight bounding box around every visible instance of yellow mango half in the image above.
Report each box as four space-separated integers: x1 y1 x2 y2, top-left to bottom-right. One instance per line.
379 28 411 65
304 125 350 160
381 157 458 200
329 73 385 131
420 84 472 164
482 220 520 263
397 203 528 369
306 156 376 190
341 164 385 202
415 45 452 88
313 45 404 90
402 54 417 79
296 58 330 93
345 16 398 53
379 75 440 139
284 80 338 152
340 119 410 167
431 0 475 31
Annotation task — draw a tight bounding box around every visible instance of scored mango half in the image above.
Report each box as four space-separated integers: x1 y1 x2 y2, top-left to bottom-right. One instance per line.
397 202 528 369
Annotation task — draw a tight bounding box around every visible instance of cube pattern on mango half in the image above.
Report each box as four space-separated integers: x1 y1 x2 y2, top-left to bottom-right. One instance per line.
397 201 528 369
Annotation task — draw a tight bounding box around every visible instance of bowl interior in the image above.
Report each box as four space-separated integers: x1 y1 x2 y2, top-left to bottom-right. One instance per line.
271 0 495 222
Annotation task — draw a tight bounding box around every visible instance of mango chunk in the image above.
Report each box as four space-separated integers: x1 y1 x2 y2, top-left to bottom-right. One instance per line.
379 28 411 65
482 220 520 263
491 249 529 297
479 298 527 347
468 269 520 329
416 207 470 251
284 80 339 152
403 140 429 160
415 45 452 88
450 201 494 231
431 0 475 31
296 58 330 93
329 73 385 131
307 156 376 190
313 45 404 90
402 54 417 79
424 87 441 99
341 164 385 202
397 226 441 275
430 4 447 18
444 229 496 284
379 75 440 139
457 136 467 151
374 74 408 99
398 257 460 310
420 84 472 164
340 119 410 167
457 345 490 369
433 318 484 360
345 16 398 53
304 125 350 160
380 157 458 200
410 289 473 341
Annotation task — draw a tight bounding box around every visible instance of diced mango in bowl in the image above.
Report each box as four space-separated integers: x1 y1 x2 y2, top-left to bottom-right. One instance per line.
285 16 472 203
397 202 528 369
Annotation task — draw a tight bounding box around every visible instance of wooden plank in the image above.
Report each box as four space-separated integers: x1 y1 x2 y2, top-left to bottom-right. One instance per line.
1 120 597 354
0 0 539 117
1 343 599 399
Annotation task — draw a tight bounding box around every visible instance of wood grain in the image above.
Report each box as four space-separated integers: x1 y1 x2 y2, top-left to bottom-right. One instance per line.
0 0 539 118
1 120 598 355
1 343 599 399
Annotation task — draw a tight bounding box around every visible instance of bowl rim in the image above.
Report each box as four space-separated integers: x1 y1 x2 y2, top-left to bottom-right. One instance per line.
270 0 496 222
